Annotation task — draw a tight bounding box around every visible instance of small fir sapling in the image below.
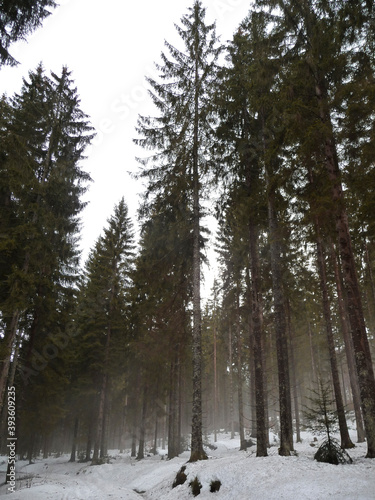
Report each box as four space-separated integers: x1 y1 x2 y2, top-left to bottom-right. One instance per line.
303 379 352 464
304 379 338 443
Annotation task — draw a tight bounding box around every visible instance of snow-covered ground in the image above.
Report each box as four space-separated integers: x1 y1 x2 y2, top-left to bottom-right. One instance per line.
0 431 374 499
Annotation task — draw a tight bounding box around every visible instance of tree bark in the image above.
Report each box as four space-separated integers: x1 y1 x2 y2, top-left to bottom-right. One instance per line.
69 417 79 462
137 384 148 460
236 292 246 451
287 302 301 443
189 19 207 462
267 193 294 456
92 322 111 463
245 268 257 439
92 372 107 464
213 321 218 443
248 223 268 456
307 320 318 386
152 414 158 455
0 311 20 413
364 240 375 324
330 241 366 443
85 419 93 462
168 354 180 459
228 325 235 440
100 390 109 459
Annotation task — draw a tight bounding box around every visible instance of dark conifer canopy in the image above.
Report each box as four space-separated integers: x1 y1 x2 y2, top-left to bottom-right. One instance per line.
0 0 57 67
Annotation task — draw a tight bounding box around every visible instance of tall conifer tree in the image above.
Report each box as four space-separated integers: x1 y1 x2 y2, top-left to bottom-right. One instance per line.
134 0 221 461
215 40 270 455
256 0 375 457
77 198 134 464
216 11 294 456
0 65 93 413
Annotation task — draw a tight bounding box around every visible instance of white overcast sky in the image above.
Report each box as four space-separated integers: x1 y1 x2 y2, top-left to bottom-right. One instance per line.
0 0 251 272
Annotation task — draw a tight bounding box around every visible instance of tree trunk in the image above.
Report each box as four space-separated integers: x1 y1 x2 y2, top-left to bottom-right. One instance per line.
100 390 108 459
162 403 167 451
137 384 148 460
248 223 268 456
245 270 257 439
364 240 375 332
118 397 127 453
331 241 366 443
92 373 107 464
267 194 294 456
307 321 318 386
168 355 180 459
228 325 235 440
27 435 34 465
189 20 207 462
85 419 92 462
178 359 183 454
131 424 137 458
152 414 158 455
0 340 21 455
213 322 218 443
0 311 20 412
236 294 246 451
248 329 257 439
69 417 79 462
43 434 50 459
287 303 301 443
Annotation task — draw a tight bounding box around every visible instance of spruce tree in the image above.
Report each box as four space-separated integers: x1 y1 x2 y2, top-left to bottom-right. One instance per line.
0 0 56 67
0 65 93 414
256 0 375 457
134 0 221 462
216 11 294 456
132 202 192 459
77 198 135 464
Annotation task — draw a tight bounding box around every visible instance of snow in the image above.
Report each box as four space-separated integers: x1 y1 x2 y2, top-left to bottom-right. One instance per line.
1 432 374 499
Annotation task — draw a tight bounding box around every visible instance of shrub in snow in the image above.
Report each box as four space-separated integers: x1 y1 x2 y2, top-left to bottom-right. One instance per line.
314 438 353 465
172 465 187 488
210 479 221 492
189 476 202 496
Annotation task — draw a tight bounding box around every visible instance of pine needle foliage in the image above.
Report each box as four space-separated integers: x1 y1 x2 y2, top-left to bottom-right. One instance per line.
0 0 57 67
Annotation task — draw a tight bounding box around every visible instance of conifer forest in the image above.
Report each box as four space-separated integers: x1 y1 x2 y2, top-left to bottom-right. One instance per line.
1 0 375 483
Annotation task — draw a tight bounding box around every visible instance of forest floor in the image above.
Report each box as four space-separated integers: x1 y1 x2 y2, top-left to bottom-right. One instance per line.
0 430 374 499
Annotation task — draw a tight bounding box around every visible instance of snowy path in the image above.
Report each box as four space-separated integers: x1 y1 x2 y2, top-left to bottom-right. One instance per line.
0 432 374 499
